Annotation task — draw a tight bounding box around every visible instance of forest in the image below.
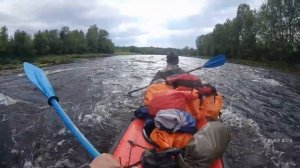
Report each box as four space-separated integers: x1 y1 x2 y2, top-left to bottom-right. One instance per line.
0 23 198 66
0 25 114 64
196 0 299 64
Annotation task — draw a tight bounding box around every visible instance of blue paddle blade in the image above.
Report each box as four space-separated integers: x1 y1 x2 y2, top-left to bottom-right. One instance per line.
23 62 100 158
23 62 55 98
202 54 226 68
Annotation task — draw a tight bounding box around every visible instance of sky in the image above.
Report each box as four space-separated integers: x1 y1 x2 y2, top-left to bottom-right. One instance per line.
0 0 264 48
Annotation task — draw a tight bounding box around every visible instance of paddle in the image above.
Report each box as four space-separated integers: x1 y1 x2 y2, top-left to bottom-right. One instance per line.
23 62 100 158
127 54 226 95
186 54 225 72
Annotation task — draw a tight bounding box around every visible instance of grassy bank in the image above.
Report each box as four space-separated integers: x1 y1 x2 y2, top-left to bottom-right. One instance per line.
0 50 143 71
196 55 300 74
228 59 300 74
0 53 113 71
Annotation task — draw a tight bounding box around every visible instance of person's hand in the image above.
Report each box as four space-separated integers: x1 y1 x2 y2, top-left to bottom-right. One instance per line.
89 153 121 168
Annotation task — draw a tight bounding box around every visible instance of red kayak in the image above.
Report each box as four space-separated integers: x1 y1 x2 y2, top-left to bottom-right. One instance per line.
111 117 224 168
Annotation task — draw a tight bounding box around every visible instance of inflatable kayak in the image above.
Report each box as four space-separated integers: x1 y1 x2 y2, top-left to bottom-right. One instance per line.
110 117 224 168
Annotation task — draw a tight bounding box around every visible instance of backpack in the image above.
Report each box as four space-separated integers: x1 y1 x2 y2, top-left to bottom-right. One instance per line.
200 93 223 120
148 89 198 116
144 82 172 106
143 83 207 129
166 73 202 89
197 84 223 120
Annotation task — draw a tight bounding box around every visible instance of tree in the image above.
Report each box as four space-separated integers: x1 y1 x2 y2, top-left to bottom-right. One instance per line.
235 4 257 58
0 25 115 63
256 0 299 61
182 46 190 56
33 30 49 55
60 26 72 54
196 0 299 64
67 30 86 54
48 29 63 55
86 25 99 53
0 26 9 56
196 34 214 56
11 30 33 59
98 29 114 53
75 30 87 53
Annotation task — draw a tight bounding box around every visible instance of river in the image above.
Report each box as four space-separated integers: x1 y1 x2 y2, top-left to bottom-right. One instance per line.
0 55 299 168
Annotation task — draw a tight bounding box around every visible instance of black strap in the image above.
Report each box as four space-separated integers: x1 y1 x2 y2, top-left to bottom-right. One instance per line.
128 140 149 149
122 140 151 168
48 96 59 106
124 160 142 168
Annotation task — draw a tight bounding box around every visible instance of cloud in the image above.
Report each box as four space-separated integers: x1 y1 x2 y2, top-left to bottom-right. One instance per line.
0 0 137 35
164 0 264 47
110 25 146 46
0 0 264 48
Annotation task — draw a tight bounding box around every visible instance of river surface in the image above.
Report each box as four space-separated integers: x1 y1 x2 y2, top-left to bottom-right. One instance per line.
0 55 299 168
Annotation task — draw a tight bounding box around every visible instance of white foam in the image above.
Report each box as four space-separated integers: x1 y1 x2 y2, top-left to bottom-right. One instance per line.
1 114 8 121
58 128 66 136
93 103 112 118
222 105 295 167
250 74 281 86
82 114 104 124
11 149 18 154
17 73 25 77
0 93 17 106
11 129 17 144
57 140 66 146
262 78 281 86
18 67 88 77
23 160 33 168
45 67 87 75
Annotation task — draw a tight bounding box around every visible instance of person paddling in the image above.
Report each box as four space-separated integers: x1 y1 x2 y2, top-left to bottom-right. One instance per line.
150 51 185 83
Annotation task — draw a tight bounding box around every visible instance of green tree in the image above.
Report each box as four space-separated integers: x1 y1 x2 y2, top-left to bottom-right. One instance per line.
77 30 87 53
11 30 33 59
235 4 257 58
48 29 63 55
59 26 72 54
86 25 99 53
67 30 86 54
0 26 9 55
98 29 114 53
258 0 299 61
33 30 49 55
196 33 214 56
181 46 190 56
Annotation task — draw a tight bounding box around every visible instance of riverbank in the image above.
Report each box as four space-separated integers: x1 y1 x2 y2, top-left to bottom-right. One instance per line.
1 53 299 74
227 59 300 75
196 55 300 74
0 53 108 71
0 50 143 71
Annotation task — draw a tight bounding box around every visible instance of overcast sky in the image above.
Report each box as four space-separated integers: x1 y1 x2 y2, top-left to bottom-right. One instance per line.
0 0 264 48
